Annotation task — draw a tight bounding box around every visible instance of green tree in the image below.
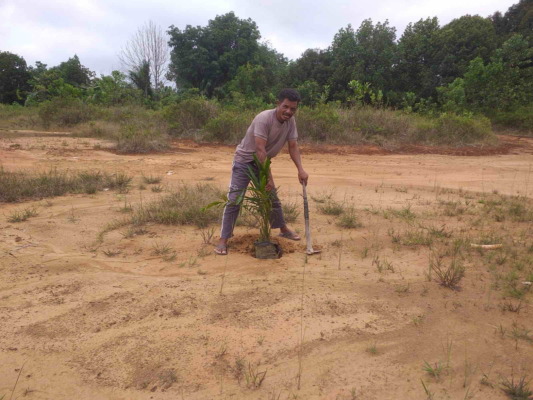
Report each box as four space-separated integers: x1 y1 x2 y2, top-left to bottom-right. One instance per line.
436 78 466 113
222 63 268 101
395 17 441 99
295 80 323 107
0 51 31 104
352 19 396 92
434 15 498 85
462 34 533 111
253 43 288 96
54 55 95 87
491 0 533 44
167 12 264 96
88 71 142 105
287 48 332 88
329 20 396 101
26 68 78 104
27 61 48 83
25 56 94 104
329 24 358 100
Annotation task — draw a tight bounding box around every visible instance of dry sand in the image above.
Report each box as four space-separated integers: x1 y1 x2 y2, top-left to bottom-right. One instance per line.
1 131 532 399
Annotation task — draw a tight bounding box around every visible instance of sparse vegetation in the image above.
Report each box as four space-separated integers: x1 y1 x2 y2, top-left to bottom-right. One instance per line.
423 361 445 379
337 207 362 229
120 183 224 229
366 342 379 355
383 206 417 222
199 226 215 244
373 255 395 273
500 375 533 400
244 361 267 389
1 44 532 398
103 249 121 257
7 206 38 222
0 168 131 202
318 200 344 216
115 123 169 154
282 200 300 223
389 228 433 246
142 175 162 184
429 250 465 289
151 242 173 256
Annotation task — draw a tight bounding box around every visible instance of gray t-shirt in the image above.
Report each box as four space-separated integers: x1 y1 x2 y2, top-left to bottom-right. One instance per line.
234 109 298 163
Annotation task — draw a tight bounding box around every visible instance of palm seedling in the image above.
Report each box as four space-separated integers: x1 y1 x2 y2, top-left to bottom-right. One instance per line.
242 155 274 243
204 155 279 258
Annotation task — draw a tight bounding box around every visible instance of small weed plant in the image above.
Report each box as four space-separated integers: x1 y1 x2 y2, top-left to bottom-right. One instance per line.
142 175 162 184
423 361 445 379
244 361 267 389
200 226 215 244
318 200 344 216
366 342 378 355
500 375 533 400
7 207 38 222
373 255 395 273
337 207 362 229
151 242 173 256
429 251 465 289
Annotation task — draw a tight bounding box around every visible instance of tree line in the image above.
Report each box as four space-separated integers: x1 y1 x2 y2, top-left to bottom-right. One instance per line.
0 0 531 126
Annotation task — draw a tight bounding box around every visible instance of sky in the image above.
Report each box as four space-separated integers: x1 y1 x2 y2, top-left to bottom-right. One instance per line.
0 0 519 77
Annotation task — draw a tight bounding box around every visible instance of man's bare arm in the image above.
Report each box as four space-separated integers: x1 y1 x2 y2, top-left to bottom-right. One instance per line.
288 140 309 185
254 136 268 163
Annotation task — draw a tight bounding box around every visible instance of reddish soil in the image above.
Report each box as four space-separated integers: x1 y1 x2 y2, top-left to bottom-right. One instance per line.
0 131 532 400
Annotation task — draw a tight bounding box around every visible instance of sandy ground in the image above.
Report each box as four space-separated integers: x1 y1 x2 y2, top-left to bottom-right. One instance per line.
1 131 532 400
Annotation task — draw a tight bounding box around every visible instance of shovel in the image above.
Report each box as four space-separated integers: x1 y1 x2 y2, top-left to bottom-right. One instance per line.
302 183 321 255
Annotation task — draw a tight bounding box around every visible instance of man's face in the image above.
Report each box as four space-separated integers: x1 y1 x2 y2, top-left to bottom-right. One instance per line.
275 98 298 123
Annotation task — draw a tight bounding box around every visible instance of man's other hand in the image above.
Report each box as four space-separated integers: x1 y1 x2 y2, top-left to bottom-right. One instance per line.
298 170 309 186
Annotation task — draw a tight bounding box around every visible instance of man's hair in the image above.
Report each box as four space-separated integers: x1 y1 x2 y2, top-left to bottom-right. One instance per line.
277 88 301 103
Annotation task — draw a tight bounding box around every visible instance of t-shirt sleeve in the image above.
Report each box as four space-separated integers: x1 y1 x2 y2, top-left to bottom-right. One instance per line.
288 119 298 141
253 117 269 141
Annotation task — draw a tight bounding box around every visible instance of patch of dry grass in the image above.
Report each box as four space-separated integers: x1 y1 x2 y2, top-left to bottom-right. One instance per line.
0 168 131 202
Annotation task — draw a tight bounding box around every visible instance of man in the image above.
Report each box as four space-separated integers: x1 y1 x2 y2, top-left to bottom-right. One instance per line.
214 88 309 255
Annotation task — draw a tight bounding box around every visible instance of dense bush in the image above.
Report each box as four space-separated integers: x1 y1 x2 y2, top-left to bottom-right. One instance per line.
73 120 118 138
115 123 169 153
162 97 219 136
296 105 343 142
0 104 39 129
346 107 412 143
0 101 502 148
38 98 99 127
203 109 256 143
429 113 495 145
491 106 533 133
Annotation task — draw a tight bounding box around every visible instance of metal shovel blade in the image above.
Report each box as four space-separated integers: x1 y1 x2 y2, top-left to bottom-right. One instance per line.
302 183 321 255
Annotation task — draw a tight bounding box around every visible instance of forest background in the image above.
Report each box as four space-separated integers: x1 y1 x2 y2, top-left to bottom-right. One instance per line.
1 0 531 151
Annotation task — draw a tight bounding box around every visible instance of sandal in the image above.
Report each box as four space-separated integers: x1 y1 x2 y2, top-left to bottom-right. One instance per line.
278 231 301 241
214 245 228 255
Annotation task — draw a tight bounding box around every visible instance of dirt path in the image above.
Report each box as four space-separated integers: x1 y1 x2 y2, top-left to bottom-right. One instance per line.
1 132 532 400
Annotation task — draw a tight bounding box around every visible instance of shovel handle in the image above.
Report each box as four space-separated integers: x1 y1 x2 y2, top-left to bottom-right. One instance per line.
302 183 313 252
